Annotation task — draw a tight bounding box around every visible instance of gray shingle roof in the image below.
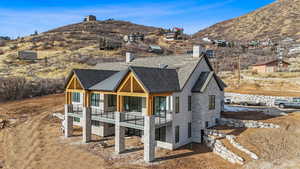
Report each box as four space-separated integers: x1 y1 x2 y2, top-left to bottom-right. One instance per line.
65 54 225 93
89 70 128 91
192 71 226 93
65 69 118 89
192 72 212 93
129 66 180 93
94 54 211 90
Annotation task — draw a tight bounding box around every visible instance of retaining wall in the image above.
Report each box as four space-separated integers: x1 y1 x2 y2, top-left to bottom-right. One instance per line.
204 135 244 165
225 92 292 107
220 118 280 128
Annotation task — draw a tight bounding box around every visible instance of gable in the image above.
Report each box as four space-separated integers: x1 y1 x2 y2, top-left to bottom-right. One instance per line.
192 72 225 93
117 72 148 94
66 74 84 90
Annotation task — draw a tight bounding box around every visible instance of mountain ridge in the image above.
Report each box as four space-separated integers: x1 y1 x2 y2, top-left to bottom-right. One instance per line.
194 0 300 42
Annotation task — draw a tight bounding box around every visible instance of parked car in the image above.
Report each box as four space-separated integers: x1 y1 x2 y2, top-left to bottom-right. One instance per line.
224 98 232 104
234 100 266 106
274 98 300 109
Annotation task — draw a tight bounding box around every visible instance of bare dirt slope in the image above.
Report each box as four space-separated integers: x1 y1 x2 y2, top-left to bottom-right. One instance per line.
0 94 300 169
195 0 300 41
0 95 236 169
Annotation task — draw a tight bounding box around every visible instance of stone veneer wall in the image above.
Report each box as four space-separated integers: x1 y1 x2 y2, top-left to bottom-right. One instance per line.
225 92 292 106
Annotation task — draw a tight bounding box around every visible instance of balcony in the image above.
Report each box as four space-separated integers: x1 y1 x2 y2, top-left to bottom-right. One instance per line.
66 105 173 130
91 108 115 124
67 104 83 117
119 111 173 130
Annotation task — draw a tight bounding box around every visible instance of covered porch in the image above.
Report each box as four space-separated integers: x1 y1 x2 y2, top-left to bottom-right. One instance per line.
64 69 174 162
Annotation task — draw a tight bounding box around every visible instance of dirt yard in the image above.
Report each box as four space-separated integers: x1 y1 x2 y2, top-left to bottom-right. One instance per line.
0 94 300 169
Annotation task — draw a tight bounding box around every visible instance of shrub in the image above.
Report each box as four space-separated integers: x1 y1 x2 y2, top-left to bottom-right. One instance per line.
0 77 65 102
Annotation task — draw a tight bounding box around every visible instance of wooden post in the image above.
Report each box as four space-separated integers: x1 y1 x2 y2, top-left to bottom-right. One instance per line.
147 95 153 116
120 96 124 112
117 95 120 112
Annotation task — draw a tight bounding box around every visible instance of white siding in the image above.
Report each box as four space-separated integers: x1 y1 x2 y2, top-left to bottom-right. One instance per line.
171 58 214 148
192 77 224 143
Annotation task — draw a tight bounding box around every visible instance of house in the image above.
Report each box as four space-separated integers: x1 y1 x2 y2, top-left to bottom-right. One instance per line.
251 59 290 73
18 50 38 60
124 33 145 43
64 46 226 162
164 27 184 41
84 15 97 22
148 45 163 54
99 37 122 50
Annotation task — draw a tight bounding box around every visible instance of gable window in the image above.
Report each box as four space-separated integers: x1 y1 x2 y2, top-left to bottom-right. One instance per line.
108 95 117 107
72 92 81 103
208 95 216 110
175 96 180 113
175 126 180 143
91 93 100 107
188 96 192 111
188 122 192 138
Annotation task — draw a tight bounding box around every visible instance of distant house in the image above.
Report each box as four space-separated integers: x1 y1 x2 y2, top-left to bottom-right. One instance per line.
251 59 290 73
0 40 5 47
164 27 184 41
205 50 215 59
124 33 145 43
148 45 163 54
84 15 97 22
99 37 122 50
18 50 38 60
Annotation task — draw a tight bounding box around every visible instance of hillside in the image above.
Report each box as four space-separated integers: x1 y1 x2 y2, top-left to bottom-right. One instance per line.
0 19 169 79
194 0 300 42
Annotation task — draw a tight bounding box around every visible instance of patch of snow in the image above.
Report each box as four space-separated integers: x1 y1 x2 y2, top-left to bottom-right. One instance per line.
224 105 263 112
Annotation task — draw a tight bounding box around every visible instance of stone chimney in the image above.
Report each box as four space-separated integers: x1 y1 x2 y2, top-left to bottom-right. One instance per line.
126 52 135 63
193 45 203 58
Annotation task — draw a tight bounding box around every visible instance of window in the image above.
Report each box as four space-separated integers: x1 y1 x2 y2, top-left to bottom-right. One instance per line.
175 96 180 113
188 96 192 111
74 117 80 122
108 95 117 107
124 96 142 112
155 126 166 142
215 118 219 125
205 121 209 128
154 96 167 117
108 124 114 128
91 93 100 107
92 120 100 126
188 122 192 138
175 126 180 143
72 92 80 103
209 95 216 110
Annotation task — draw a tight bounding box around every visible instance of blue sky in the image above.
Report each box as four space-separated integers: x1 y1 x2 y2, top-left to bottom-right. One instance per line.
0 0 275 38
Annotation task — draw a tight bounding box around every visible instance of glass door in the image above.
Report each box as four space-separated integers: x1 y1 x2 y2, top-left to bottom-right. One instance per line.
154 96 167 117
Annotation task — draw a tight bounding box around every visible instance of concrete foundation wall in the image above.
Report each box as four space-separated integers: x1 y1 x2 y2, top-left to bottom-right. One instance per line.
156 141 174 150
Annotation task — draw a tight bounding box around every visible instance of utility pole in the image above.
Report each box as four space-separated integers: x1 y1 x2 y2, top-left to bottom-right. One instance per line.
237 54 241 86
